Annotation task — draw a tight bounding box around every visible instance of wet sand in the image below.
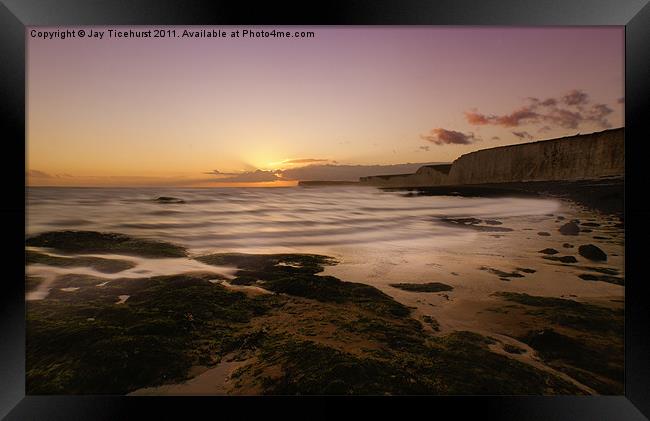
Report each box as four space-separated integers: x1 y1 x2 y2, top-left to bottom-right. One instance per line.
321 198 623 333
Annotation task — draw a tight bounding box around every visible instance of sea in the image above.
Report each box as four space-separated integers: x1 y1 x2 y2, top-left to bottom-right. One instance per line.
26 186 560 254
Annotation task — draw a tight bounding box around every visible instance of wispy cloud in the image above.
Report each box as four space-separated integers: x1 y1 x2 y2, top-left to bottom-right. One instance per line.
465 108 539 128
464 89 615 130
420 128 480 145
512 131 533 140
561 89 589 106
207 169 279 183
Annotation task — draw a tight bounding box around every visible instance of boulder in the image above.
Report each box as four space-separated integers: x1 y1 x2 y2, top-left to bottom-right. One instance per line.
578 244 607 262
559 222 580 235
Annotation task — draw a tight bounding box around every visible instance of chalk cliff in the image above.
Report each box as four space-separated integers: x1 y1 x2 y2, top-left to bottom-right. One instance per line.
359 164 452 187
359 128 623 188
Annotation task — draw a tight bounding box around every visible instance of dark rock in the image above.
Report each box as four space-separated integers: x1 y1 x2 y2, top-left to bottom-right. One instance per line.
578 244 607 262
480 266 524 278
154 196 186 204
537 232 551 236
543 256 578 264
484 219 503 225
559 222 580 236
438 218 513 232
562 243 574 248
581 222 601 227
578 273 624 286
538 248 559 255
516 267 537 273
448 217 481 225
26 230 188 258
593 236 610 240
581 229 593 233
583 267 619 275
389 282 454 293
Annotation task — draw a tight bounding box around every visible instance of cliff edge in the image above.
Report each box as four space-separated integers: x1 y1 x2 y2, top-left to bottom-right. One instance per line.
359 128 623 188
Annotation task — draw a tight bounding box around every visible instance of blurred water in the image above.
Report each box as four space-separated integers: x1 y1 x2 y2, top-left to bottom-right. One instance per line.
26 186 560 255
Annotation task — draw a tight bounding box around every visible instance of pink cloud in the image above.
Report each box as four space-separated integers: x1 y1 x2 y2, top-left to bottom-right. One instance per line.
420 128 479 145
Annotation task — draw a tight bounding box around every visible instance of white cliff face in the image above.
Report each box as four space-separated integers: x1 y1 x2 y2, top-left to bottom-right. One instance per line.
359 128 624 188
447 128 624 185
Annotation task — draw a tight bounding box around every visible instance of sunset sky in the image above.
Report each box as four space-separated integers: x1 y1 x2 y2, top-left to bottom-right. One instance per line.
27 26 624 187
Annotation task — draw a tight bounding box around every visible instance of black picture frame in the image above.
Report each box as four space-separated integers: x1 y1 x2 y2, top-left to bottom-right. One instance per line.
1 1 649 419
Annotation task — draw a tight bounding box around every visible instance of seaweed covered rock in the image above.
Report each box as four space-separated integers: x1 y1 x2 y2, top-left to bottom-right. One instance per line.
26 250 136 273
197 253 409 317
26 231 187 258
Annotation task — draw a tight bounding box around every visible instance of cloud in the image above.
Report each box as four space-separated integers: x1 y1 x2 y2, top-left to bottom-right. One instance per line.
420 128 479 145
562 89 589 106
280 163 445 182
587 104 613 120
207 169 279 182
544 108 583 129
419 145 430 152
204 169 238 176
495 108 540 127
541 98 557 107
465 107 539 128
27 169 53 178
282 158 330 165
512 131 533 140
464 111 491 125
464 89 616 131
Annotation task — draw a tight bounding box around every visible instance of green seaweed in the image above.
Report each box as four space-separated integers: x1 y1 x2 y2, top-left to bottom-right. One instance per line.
494 292 623 394
197 253 409 318
494 292 622 333
252 332 579 395
422 315 440 332
27 273 269 394
27 249 589 396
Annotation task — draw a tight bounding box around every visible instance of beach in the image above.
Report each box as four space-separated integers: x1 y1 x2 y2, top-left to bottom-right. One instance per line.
25 185 624 395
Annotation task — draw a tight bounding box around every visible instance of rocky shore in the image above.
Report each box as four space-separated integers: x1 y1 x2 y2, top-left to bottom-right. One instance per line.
26 215 623 395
